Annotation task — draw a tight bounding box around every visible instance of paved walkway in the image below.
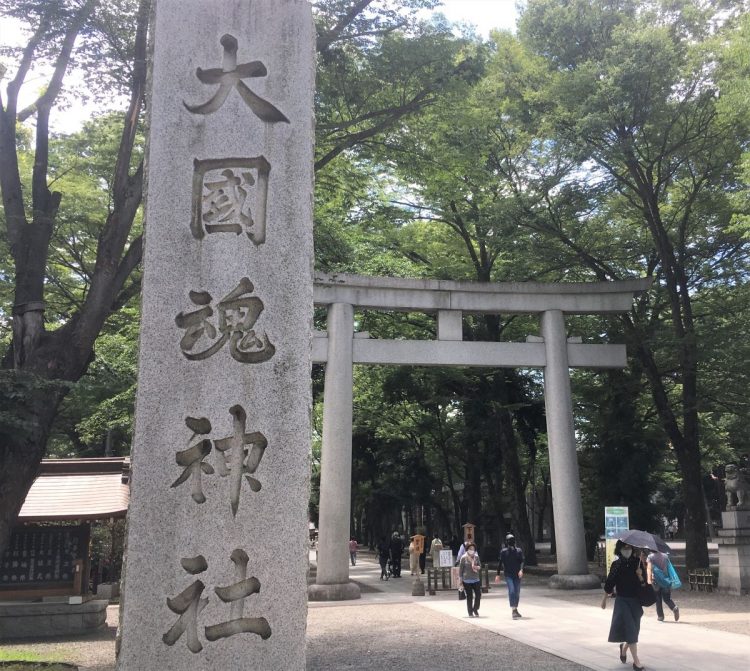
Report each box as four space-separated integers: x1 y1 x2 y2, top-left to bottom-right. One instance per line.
311 554 749 671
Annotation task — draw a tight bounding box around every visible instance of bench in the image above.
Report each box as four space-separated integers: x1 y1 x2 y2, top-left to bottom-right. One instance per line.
687 568 716 592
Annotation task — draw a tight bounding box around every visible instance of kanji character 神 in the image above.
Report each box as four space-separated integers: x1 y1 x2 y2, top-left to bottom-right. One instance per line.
214 405 268 517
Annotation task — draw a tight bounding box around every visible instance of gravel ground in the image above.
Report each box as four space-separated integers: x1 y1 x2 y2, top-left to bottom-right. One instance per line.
306 603 586 671
1 586 746 669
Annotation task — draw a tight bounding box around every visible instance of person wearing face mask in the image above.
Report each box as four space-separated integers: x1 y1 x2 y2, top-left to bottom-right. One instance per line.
604 541 646 671
496 533 524 619
458 542 482 617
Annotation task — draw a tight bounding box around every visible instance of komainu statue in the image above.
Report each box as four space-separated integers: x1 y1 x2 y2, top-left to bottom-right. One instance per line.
725 463 750 511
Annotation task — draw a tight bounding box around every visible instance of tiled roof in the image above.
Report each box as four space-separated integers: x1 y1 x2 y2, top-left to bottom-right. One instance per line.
18 458 130 522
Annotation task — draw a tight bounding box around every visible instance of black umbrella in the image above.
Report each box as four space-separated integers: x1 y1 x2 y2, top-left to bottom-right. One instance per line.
617 529 671 554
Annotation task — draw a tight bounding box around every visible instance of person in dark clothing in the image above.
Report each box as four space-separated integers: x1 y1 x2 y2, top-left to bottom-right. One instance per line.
419 540 427 574
376 536 390 580
604 541 646 671
389 532 403 577
497 533 524 619
449 535 461 558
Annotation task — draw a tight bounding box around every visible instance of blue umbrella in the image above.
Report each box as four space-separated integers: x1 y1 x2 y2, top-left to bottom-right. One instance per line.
617 529 671 554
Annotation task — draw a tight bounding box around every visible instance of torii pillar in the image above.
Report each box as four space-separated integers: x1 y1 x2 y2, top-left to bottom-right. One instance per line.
542 310 600 588
308 303 360 601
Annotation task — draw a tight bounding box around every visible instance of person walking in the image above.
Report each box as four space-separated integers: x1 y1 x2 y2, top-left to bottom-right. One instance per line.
604 541 646 671
646 550 679 622
408 537 420 575
376 536 390 580
429 533 443 569
496 533 524 619
349 537 358 566
458 541 482 617
389 532 403 577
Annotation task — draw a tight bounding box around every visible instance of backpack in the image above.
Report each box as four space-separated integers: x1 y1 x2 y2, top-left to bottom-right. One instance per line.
653 557 682 590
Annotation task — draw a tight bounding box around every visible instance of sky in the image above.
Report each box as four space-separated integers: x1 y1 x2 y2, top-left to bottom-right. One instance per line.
435 0 520 36
3 1 521 133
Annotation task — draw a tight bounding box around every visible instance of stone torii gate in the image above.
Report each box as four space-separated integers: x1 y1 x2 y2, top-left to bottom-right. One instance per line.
308 273 651 601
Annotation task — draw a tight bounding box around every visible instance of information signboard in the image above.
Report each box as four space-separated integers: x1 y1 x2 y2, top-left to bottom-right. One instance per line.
604 506 629 571
439 549 454 568
0 524 89 589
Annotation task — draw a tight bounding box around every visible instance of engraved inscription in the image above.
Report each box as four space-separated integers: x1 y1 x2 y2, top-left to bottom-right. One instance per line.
163 558 208 654
184 34 289 122
191 157 270 245
171 406 267 517
162 551 271 653
171 417 214 504
205 549 272 642
213 405 268 517
175 278 275 363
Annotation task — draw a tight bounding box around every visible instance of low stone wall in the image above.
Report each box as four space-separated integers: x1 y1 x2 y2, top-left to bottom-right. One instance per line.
0 599 108 640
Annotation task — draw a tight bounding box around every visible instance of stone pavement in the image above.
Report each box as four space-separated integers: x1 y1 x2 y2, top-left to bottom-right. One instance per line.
312 554 749 671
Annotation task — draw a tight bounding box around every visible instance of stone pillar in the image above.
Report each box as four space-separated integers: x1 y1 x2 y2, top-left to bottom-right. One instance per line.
541 310 600 589
717 510 750 596
308 303 360 601
117 1 314 669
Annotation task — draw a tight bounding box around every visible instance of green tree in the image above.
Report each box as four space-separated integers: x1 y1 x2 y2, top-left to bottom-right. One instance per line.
501 0 750 567
0 0 148 561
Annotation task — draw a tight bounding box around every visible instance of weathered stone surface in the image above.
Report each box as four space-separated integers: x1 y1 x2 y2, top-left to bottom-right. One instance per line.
0 600 107 639
721 510 750 530
117 1 314 669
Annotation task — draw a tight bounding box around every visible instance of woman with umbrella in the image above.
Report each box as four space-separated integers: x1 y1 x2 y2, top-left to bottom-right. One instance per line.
604 540 647 670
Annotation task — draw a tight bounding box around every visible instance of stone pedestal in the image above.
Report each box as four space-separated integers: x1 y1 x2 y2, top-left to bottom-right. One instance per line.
717 510 750 596
117 1 314 669
0 599 108 639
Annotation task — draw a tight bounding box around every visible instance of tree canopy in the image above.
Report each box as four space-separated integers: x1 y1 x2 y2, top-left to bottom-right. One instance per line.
1 0 748 568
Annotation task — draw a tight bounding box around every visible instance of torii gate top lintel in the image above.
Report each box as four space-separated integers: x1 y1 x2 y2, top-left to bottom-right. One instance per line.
313 272 652 315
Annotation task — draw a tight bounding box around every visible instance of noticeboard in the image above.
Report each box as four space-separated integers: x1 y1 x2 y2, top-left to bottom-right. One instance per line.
0 524 90 590
439 549 454 567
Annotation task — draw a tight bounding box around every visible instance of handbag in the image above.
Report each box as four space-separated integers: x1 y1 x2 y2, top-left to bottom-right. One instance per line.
667 559 682 590
653 558 683 590
458 586 466 601
638 582 656 607
637 559 656 606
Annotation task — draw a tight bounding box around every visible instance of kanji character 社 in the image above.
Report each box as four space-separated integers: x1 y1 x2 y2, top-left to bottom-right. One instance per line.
204 549 271 643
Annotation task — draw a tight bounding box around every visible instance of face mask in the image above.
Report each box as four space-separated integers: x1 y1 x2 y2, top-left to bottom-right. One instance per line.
467 550 476 557
621 549 632 559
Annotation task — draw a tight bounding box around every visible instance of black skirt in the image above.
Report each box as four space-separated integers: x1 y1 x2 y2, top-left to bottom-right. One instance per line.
608 596 643 644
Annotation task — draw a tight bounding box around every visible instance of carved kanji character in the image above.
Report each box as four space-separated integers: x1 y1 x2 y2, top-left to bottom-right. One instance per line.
184 34 288 123
163 556 209 654
171 417 214 504
204 549 271 643
175 278 275 363
214 405 267 517
191 157 270 245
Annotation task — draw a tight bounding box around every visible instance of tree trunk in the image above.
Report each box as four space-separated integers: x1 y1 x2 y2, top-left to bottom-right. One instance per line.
0 375 64 559
496 403 537 566
674 435 710 569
